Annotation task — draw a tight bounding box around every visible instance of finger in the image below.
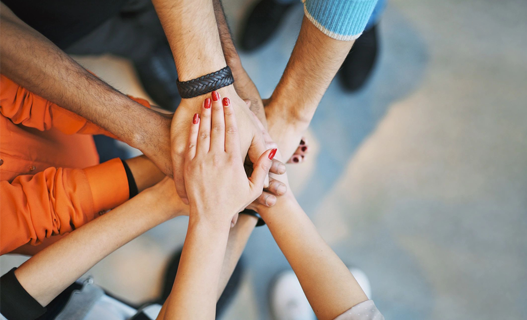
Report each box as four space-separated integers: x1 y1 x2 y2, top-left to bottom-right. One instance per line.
298 145 308 155
197 97 212 154
288 154 304 164
231 213 239 228
173 155 189 204
223 96 240 155
187 113 200 160
210 91 226 152
300 138 307 146
255 191 277 207
249 148 277 192
270 159 286 175
267 179 287 196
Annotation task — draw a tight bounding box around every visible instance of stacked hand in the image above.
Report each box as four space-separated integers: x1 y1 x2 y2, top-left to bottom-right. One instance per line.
171 85 269 204
182 91 279 227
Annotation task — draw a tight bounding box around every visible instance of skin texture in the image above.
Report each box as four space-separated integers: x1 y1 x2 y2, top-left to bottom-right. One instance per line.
266 16 356 160
160 93 274 319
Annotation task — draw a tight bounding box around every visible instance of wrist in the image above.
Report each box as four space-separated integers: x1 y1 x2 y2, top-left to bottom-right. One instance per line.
188 211 232 234
266 96 311 131
257 193 298 219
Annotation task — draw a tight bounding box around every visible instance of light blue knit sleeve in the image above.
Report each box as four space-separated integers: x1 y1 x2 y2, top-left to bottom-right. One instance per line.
303 0 378 41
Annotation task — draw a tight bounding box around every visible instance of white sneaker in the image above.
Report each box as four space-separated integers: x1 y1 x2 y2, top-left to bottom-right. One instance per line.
269 267 372 320
270 270 315 320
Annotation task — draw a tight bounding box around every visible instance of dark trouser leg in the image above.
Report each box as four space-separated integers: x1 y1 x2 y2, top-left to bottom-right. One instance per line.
64 0 165 62
64 0 181 111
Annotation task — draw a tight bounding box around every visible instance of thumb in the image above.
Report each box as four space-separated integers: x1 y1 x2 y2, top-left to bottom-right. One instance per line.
249 148 277 191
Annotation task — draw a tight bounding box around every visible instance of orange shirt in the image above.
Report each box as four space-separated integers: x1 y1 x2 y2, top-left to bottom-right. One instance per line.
0 75 151 255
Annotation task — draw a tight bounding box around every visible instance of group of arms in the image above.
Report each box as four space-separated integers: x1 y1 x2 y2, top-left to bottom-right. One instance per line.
0 0 372 318
13 91 369 319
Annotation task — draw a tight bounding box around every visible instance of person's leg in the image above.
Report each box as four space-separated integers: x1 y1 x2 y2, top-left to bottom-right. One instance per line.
338 0 387 92
64 0 181 111
239 0 301 52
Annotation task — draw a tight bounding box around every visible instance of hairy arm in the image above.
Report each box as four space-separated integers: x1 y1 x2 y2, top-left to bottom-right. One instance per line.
0 2 173 174
212 0 267 127
14 178 185 306
266 16 355 159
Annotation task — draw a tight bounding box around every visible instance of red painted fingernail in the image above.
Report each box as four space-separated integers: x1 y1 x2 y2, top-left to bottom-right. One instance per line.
193 113 199 124
301 146 307 152
212 91 220 101
204 98 211 109
268 148 277 160
300 139 305 145
222 97 230 106
292 156 299 163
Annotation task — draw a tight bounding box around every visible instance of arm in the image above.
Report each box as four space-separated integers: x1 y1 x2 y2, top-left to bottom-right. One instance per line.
212 0 267 127
0 2 172 174
0 75 155 139
151 0 267 203
159 93 274 319
266 16 355 159
252 154 368 320
0 159 129 255
13 178 185 307
0 156 164 255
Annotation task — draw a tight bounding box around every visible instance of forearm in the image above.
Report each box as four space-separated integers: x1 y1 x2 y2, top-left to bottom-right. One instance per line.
125 156 166 192
163 219 230 319
14 181 180 306
212 0 267 126
269 16 354 126
153 0 226 82
216 214 257 298
0 4 172 174
259 198 367 320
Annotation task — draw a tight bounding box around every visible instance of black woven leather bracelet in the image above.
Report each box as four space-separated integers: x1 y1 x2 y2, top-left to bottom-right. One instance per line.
239 209 266 227
176 66 234 99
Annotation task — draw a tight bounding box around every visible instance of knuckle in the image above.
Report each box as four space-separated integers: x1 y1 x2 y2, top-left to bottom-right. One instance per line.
199 132 209 140
225 125 238 134
212 125 224 133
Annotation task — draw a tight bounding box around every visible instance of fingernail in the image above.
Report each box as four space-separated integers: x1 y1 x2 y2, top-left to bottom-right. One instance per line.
204 98 211 109
212 91 220 101
268 148 277 160
301 146 307 152
222 97 230 106
193 113 199 124
292 156 299 163
300 139 305 145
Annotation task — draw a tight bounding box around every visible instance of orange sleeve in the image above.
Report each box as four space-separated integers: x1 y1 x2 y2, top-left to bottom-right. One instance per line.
0 75 151 139
0 158 129 255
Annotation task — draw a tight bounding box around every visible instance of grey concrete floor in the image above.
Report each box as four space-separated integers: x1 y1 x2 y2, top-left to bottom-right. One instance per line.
1 0 526 319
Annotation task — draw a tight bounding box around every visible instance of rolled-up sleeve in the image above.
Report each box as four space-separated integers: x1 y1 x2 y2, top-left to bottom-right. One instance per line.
303 0 378 40
0 158 129 255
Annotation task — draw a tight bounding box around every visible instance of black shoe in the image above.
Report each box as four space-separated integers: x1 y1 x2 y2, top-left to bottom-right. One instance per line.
133 44 181 112
240 0 296 52
156 248 245 319
338 24 380 92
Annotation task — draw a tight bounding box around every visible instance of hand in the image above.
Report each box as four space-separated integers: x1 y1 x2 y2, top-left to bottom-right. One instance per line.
287 137 309 164
183 92 277 227
264 98 310 162
171 86 268 204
